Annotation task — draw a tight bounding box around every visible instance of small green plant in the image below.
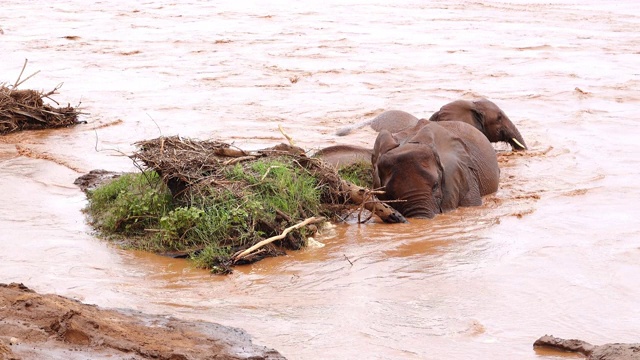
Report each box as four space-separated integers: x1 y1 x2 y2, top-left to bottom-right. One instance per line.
338 161 373 188
187 158 322 269
159 206 204 248
191 244 233 274
86 171 172 235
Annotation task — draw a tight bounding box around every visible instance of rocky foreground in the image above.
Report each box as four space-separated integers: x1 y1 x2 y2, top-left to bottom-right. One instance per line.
534 335 640 360
0 283 284 360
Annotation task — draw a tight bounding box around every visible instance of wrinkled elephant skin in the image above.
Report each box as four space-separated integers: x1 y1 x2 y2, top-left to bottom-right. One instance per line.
429 99 527 151
373 120 500 219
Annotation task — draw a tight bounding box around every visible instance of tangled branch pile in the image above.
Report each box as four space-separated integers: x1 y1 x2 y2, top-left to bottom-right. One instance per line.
81 135 404 273
0 60 81 135
0 86 80 135
131 136 345 204
130 136 405 223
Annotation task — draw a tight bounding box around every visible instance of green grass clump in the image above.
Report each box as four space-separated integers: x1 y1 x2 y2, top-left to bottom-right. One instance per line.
85 157 324 273
189 158 321 269
337 161 373 188
86 171 173 238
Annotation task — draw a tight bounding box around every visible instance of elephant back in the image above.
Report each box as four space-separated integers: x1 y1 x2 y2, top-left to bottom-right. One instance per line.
436 121 499 196
429 100 481 131
313 144 373 169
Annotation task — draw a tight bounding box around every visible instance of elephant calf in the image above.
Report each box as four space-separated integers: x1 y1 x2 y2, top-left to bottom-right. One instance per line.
429 99 527 151
373 119 499 219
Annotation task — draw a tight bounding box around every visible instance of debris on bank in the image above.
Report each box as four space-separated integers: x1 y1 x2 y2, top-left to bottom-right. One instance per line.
0 60 82 135
80 135 405 273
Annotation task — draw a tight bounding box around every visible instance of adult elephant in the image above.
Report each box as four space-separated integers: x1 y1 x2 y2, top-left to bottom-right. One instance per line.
429 99 527 151
372 119 499 218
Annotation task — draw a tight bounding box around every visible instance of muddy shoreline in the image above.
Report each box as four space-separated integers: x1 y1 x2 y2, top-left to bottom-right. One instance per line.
0 283 284 360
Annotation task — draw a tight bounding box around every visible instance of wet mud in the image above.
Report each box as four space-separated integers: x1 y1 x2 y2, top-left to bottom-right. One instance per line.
73 169 122 192
0 283 283 360
1 1 639 359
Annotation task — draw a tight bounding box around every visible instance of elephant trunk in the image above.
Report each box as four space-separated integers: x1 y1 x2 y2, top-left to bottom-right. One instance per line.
392 191 440 219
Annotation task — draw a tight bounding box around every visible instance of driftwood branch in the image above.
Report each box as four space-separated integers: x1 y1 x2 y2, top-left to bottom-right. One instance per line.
260 165 281 181
232 216 325 263
13 59 41 89
13 59 28 89
223 155 256 165
278 124 296 147
339 180 407 223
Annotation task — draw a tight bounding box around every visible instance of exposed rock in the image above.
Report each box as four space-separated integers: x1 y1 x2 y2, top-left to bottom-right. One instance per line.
0 283 285 360
534 335 640 360
74 169 123 192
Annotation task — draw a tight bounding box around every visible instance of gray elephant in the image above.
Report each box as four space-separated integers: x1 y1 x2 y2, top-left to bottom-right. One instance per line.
336 99 527 151
429 99 527 151
372 119 499 218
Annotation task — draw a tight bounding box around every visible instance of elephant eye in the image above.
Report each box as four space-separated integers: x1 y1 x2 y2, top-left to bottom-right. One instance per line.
432 183 439 191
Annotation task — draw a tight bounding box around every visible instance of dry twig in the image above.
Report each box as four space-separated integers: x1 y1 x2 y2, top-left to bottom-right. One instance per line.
278 124 296 146
232 216 325 263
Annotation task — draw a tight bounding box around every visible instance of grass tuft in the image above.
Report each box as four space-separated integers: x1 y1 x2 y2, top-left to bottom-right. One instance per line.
337 161 373 188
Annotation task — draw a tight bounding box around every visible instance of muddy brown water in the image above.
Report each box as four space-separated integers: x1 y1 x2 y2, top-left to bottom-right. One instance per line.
1 1 639 359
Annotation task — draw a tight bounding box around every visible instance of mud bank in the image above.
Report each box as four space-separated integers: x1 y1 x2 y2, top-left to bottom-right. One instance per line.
0 283 284 360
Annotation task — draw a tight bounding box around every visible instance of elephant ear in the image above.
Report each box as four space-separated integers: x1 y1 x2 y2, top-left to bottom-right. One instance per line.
372 130 399 164
372 130 399 189
436 134 482 211
430 100 485 134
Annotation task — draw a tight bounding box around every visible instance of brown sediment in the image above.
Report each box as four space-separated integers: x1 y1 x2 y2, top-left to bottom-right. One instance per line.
497 146 554 165
89 118 123 130
15 145 82 173
119 50 141 56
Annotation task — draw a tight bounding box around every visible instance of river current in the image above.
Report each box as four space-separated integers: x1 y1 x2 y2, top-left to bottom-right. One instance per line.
1 1 639 359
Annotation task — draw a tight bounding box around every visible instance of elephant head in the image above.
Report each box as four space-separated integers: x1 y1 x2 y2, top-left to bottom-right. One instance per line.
429 99 527 151
372 121 497 219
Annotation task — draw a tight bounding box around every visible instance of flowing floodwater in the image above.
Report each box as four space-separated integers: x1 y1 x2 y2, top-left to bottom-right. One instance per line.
1 1 639 358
